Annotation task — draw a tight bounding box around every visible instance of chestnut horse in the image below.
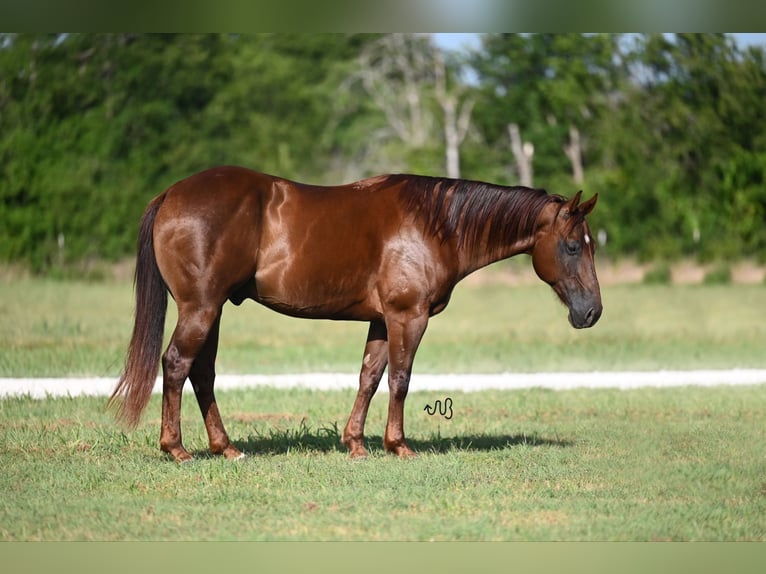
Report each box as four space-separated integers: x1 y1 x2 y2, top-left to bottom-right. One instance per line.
109 166 602 462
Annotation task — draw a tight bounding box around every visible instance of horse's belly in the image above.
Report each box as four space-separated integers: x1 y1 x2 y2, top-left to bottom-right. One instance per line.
252 267 381 321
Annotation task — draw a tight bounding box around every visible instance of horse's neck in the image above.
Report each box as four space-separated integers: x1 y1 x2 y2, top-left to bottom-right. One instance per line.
443 183 551 279
455 228 536 279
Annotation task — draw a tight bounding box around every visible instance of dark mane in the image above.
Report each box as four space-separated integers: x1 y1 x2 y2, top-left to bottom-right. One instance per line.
392 174 563 248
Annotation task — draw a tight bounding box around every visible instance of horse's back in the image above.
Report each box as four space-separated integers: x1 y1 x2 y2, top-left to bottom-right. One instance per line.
160 165 273 209
252 173 411 319
151 166 415 318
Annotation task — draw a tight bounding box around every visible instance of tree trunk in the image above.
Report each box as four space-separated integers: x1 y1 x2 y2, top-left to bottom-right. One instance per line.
508 123 534 187
444 115 461 179
434 47 473 179
357 34 430 148
564 124 585 185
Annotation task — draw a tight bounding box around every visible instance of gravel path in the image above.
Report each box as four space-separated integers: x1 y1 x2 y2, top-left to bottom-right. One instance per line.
2 369 766 398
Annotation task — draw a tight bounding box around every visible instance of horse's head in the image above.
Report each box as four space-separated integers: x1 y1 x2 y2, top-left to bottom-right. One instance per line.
531 191 602 329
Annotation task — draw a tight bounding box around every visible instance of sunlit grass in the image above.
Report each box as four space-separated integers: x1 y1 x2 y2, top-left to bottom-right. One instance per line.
1 385 764 540
1 278 765 377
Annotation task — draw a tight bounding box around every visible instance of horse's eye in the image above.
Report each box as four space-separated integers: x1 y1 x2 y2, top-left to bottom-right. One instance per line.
566 240 581 256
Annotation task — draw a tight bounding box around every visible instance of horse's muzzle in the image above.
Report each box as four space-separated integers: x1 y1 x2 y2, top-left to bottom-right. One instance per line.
569 303 602 329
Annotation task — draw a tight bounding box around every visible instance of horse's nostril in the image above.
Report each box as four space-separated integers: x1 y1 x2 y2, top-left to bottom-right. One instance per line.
584 305 602 327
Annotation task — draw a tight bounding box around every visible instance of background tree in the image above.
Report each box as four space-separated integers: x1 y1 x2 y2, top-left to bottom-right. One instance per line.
471 33 621 188
597 33 766 259
354 33 475 177
1 33 765 274
0 33 368 271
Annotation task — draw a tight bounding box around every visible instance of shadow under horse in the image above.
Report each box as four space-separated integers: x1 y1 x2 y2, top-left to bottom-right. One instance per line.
109 166 601 462
226 426 572 458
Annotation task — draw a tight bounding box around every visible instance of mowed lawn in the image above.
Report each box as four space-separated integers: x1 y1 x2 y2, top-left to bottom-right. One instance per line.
1 275 766 376
1 385 764 541
0 276 765 541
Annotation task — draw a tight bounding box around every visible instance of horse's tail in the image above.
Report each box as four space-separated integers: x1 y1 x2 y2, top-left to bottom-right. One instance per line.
108 193 168 428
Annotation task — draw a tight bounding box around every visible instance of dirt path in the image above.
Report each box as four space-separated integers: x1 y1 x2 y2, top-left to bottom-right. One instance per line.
2 369 766 398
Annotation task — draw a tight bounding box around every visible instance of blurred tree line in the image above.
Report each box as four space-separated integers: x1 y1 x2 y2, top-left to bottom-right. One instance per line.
1 33 765 273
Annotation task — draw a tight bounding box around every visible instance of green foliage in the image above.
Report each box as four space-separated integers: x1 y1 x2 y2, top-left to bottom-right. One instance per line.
643 263 672 285
2 34 766 273
703 264 732 285
588 34 766 261
0 34 375 272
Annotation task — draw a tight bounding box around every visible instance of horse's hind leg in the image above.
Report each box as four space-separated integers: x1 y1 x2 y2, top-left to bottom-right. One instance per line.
188 311 244 460
159 303 221 462
342 320 388 458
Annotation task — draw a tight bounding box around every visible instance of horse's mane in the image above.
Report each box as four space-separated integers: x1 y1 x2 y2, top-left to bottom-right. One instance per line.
391 174 564 248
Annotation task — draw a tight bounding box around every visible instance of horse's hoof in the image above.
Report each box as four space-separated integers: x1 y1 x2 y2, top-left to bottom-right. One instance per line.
348 445 370 459
163 446 193 463
222 445 246 460
385 442 417 458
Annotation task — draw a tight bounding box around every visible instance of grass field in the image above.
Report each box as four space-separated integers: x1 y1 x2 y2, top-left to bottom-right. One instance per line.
1 276 765 541
1 277 766 376
1 385 764 541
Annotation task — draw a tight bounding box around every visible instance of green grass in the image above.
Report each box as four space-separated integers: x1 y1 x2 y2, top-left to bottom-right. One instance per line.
1 277 765 541
1 278 765 376
1 385 764 541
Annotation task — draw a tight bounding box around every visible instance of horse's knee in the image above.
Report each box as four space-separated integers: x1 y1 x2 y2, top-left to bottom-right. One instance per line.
359 375 381 397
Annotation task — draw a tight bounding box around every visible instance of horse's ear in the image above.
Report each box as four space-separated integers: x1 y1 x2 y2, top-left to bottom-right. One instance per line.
560 190 583 221
566 190 583 211
578 193 598 216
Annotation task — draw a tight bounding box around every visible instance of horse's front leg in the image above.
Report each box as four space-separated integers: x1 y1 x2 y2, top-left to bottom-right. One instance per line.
342 321 388 458
383 311 428 458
